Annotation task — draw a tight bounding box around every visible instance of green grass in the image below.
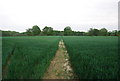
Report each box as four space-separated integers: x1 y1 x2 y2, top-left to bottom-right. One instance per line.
2 36 118 79
2 36 60 79
63 36 118 79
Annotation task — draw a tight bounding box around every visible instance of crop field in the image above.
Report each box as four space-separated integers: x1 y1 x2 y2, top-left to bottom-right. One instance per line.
2 36 118 79
63 36 118 79
2 36 60 79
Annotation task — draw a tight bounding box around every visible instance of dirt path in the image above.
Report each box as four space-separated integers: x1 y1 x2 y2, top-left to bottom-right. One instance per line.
43 40 75 79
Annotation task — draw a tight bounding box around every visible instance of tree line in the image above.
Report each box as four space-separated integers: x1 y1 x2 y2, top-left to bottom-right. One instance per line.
1 25 120 36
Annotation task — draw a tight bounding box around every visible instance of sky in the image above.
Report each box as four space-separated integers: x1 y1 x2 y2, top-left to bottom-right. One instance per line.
0 0 119 32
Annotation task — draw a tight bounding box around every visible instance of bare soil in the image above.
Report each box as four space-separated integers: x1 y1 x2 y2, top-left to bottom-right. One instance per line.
43 40 75 79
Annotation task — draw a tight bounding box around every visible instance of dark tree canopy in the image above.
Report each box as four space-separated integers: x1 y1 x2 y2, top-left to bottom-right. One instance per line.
2 31 20 36
32 25 41 35
42 26 53 35
88 28 99 36
26 28 33 36
26 25 41 36
64 26 73 36
99 28 108 36
1 25 120 36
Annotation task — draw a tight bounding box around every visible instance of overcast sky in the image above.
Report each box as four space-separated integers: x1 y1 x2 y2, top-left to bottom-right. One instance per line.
0 0 119 32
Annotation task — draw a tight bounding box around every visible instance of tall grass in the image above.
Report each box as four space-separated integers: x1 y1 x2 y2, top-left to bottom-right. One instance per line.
2 36 60 79
63 36 118 79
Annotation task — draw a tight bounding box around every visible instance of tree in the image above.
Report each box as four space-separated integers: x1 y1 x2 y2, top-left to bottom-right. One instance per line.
88 28 94 36
118 30 120 36
26 28 33 36
42 26 53 35
32 25 41 35
26 25 41 36
93 29 99 36
88 28 99 36
53 31 64 36
111 30 118 36
2 31 20 36
64 26 73 36
107 31 112 36
73 31 85 36
20 32 27 36
99 28 108 36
